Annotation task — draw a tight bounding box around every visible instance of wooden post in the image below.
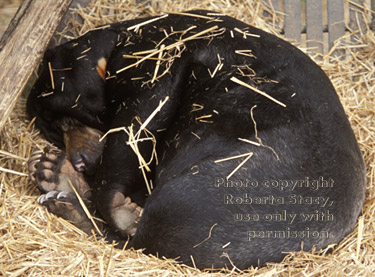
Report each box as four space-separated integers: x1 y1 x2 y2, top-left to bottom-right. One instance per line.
284 0 302 43
0 0 73 131
327 0 345 50
306 0 323 54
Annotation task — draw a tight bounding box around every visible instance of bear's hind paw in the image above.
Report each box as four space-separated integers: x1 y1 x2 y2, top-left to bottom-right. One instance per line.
38 190 99 234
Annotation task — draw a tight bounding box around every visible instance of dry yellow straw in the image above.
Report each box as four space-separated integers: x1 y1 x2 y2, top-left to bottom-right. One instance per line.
68 180 103 236
117 26 219 74
230 76 286 107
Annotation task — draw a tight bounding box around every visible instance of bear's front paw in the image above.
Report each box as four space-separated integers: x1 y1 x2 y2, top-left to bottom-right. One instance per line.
28 147 91 199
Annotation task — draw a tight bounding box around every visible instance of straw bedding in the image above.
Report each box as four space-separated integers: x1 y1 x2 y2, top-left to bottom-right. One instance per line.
1 0 374 275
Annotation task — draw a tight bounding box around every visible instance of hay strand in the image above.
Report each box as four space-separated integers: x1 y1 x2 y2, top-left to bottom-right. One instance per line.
215 152 254 180
48 62 55 90
67 180 103 236
127 14 169 32
117 25 219 74
230 76 286 107
193 223 218 248
100 97 169 195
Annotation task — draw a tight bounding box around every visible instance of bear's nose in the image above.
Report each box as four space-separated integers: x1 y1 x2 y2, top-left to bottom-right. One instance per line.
70 152 88 172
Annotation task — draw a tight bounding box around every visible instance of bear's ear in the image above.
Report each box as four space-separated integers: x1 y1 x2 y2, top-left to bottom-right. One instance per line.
44 48 54 62
41 48 57 71
32 49 53 82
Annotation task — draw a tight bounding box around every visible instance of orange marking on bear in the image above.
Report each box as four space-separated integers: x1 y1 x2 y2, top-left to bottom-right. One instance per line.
96 57 107 80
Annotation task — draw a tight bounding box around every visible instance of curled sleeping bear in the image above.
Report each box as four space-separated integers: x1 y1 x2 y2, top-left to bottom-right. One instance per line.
27 10 366 270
